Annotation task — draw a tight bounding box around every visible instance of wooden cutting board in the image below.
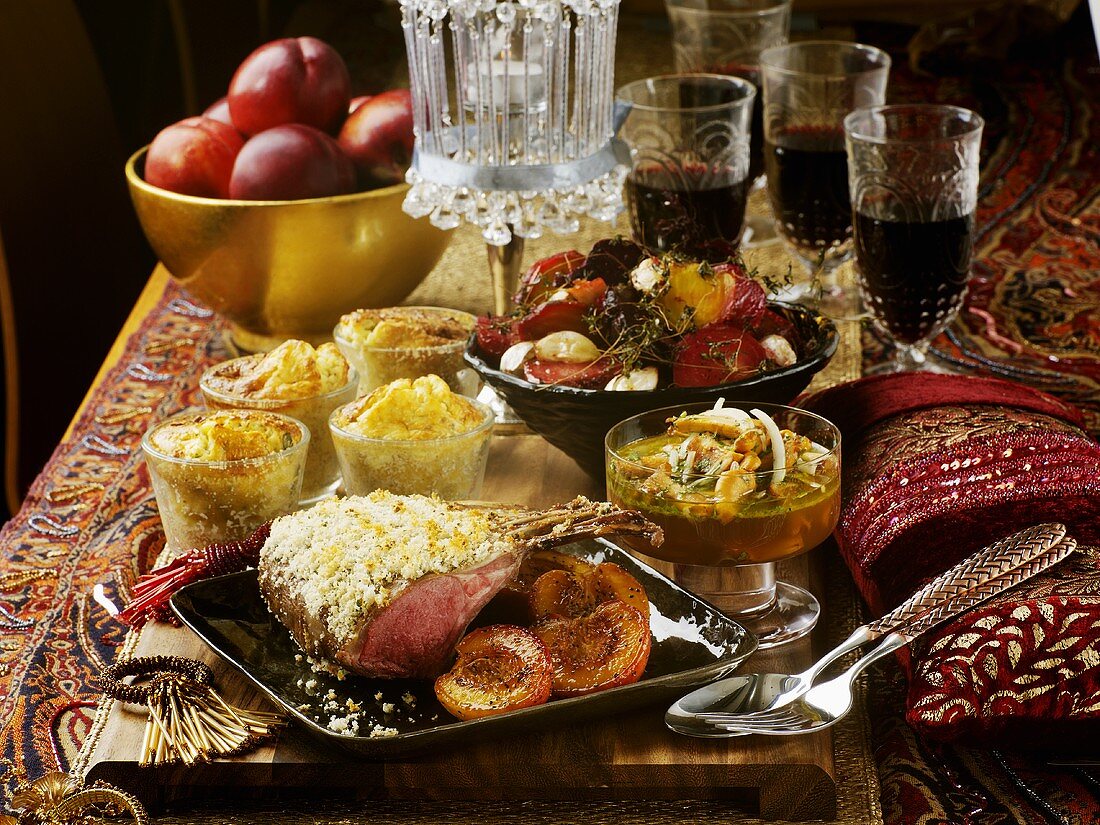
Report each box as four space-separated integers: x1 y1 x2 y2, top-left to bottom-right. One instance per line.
83 435 854 822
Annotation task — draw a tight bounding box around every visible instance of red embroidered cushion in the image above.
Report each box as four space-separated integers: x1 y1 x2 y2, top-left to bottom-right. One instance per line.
804 373 1100 746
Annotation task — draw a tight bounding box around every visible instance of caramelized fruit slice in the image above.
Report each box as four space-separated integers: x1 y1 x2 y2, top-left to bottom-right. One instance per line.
533 601 652 697
434 625 553 721
514 550 597 591
589 563 650 621
529 569 592 620
492 551 597 626
529 562 650 621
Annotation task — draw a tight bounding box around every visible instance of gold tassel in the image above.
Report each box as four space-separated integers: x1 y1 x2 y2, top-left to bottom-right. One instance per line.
100 655 286 766
137 674 285 766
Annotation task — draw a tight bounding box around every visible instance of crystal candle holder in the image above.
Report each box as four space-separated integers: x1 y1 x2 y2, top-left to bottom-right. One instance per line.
401 0 628 248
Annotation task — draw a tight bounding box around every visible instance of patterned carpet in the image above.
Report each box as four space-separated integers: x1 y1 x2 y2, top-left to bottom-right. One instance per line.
1 10 1099 825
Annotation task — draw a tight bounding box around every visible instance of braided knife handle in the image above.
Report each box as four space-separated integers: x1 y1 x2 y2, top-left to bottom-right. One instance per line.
901 537 1077 640
866 523 1070 639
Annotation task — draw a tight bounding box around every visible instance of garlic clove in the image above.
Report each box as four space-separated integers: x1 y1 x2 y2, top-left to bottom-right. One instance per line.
604 367 659 391
499 341 535 373
534 331 602 363
629 257 666 294
761 334 797 367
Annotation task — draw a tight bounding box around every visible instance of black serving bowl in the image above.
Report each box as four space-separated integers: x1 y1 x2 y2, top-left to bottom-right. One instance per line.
465 302 838 479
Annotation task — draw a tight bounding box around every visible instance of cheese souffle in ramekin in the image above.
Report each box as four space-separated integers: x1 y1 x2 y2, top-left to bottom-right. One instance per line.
142 409 309 550
329 374 493 500
333 306 477 396
201 340 356 503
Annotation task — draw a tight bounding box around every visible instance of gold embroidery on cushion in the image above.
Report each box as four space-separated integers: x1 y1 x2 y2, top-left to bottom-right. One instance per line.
1048 636 1083 652
928 635 954 653
846 406 1084 502
1007 640 1023 667
984 655 999 678
951 633 983 649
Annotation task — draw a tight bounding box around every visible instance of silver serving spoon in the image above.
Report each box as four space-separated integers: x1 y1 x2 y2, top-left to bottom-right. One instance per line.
667 524 1075 739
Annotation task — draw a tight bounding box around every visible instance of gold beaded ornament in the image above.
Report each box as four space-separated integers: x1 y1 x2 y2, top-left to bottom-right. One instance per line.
0 771 147 825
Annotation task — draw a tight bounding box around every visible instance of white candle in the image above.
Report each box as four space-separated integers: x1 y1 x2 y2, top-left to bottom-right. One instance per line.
466 60 545 110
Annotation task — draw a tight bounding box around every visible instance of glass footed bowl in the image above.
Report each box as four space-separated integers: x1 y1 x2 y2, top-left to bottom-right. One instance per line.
605 401 841 648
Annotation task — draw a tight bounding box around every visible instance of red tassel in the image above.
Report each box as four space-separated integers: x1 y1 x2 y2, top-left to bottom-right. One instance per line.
118 523 272 628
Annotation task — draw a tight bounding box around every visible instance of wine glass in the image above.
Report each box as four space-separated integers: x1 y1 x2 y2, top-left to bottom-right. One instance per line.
606 402 842 648
759 41 890 318
616 74 756 261
845 104 984 372
664 0 791 247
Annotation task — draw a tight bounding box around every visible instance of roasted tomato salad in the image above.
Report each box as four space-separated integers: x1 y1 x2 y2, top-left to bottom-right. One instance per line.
473 238 801 390
433 552 652 719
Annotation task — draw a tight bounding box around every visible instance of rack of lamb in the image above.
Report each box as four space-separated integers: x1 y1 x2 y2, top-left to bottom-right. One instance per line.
257 492 663 679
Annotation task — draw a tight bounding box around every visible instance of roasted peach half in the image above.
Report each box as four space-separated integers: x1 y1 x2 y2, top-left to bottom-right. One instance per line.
434 625 553 721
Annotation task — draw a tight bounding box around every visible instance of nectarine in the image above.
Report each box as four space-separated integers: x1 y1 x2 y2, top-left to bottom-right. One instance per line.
145 116 244 198
228 124 355 200
203 97 233 126
348 95 373 115
228 37 351 136
337 89 414 187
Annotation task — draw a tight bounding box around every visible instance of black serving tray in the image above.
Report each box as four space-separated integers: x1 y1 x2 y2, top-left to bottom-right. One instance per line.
171 538 757 759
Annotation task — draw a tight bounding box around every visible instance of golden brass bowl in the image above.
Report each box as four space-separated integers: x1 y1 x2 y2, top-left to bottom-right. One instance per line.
125 147 451 352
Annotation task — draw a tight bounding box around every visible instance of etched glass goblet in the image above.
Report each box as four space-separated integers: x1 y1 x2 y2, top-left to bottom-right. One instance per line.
845 104 984 372
665 0 791 247
616 74 756 260
759 41 889 318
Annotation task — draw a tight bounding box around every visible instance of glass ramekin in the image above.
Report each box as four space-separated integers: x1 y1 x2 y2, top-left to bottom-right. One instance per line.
141 409 309 551
200 363 358 504
333 306 479 397
329 397 495 499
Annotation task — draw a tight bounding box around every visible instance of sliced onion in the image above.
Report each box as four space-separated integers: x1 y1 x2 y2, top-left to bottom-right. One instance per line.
682 450 696 483
709 407 753 425
712 397 726 411
801 441 832 474
750 408 786 486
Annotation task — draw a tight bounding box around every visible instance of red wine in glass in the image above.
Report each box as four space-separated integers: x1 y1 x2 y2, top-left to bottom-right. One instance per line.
764 126 851 256
626 164 748 260
703 62 764 182
855 212 974 344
